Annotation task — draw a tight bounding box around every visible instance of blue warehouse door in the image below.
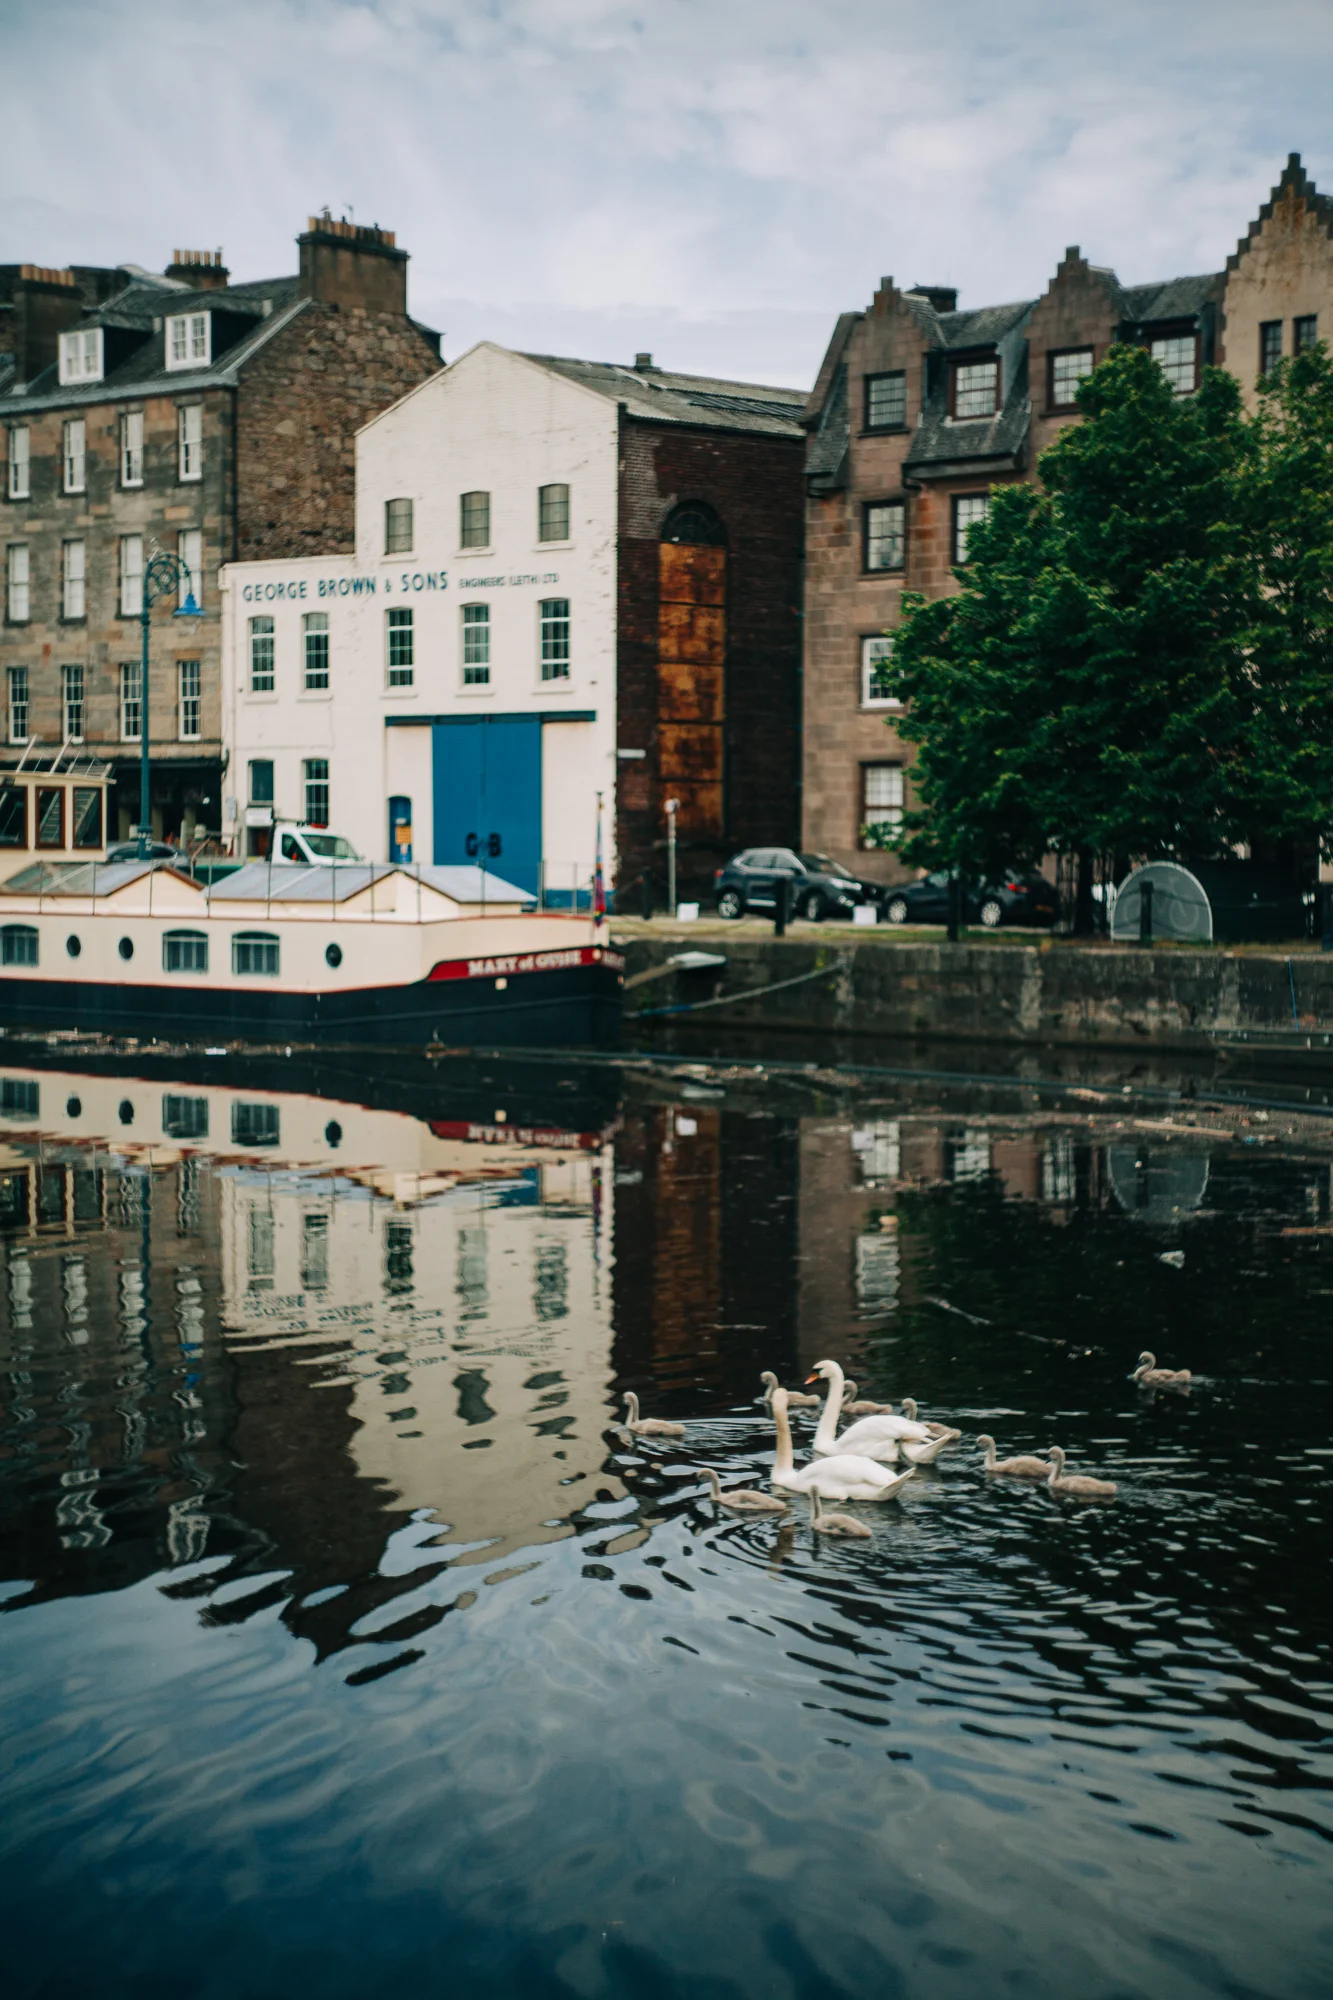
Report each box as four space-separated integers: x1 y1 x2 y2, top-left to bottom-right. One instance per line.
431 716 542 895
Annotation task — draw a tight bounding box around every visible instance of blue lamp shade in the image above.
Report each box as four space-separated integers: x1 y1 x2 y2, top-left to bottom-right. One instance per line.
175 591 202 618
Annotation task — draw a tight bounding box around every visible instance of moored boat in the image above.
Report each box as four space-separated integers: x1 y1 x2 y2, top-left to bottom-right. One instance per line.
0 855 622 1049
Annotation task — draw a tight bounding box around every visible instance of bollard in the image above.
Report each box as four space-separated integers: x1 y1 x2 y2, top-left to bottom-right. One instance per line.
1139 878 1154 945
946 871 961 944
774 876 789 937
641 869 654 922
1323 884 1333 954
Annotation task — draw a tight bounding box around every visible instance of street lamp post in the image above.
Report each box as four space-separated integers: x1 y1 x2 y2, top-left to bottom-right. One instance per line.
137 551 200 859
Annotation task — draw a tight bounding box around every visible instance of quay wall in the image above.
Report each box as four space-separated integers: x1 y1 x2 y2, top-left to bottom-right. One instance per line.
617 931 1333 1050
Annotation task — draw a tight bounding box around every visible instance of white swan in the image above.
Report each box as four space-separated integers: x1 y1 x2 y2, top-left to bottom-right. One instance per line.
1131 1351 1192 1387
702 1467 788 1516
808 1489 872 1539
770 1387 916 1502
1046 1445 1118 1498
621 1391 685 1439
759 1369 821 1409
806 1360 932 1461
977 1435 1049 1478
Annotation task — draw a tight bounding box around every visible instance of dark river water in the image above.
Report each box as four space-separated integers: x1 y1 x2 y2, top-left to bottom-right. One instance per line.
0 1045 1330 1999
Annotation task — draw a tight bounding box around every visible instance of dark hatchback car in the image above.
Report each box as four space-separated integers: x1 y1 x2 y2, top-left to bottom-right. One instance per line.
882 868 1059 929
714 848 885 922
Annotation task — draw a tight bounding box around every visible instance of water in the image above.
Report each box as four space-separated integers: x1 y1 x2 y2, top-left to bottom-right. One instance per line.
1 1049 1330 1999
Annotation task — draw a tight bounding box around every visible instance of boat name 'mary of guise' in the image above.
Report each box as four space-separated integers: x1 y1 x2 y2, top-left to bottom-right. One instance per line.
0 851 622 1048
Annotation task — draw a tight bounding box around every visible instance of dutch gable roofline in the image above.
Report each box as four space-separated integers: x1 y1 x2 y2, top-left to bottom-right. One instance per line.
1227 152 1333 272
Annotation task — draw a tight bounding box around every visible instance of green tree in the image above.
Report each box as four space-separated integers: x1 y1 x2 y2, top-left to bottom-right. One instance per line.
887 345 1257 926
1242 339 1333 856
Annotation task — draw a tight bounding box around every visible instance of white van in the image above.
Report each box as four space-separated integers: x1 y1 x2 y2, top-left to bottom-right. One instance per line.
273 824 364 865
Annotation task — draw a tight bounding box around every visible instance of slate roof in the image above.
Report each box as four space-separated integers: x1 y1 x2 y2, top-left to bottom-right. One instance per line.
0 272 439 415
523 353 806 438
905 389 1031 476
1118 274 1222 325
933 299 1036 349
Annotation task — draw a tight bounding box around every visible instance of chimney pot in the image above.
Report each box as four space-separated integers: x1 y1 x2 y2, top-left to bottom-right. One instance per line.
634 351 654 370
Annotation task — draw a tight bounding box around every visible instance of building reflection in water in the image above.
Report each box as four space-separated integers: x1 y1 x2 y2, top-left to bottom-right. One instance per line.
3 1059 1332 1676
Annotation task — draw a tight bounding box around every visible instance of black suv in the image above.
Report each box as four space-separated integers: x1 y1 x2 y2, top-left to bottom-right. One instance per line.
713 849 884 922
882 868 1059 929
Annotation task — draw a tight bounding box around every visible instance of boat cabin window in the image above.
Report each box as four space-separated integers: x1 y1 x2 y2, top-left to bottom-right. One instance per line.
164 930 209 974
1 924 38 967
0 787 27 848
232 1101 280 1147
72 787 103 849
162 1094 209 1140
36 788 64 849
232 931 280 977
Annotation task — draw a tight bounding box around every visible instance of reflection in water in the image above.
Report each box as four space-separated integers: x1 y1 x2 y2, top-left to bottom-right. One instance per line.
0 1060 1330 1999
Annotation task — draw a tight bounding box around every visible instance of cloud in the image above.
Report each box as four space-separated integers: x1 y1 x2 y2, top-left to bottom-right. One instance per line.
1 0 1326 386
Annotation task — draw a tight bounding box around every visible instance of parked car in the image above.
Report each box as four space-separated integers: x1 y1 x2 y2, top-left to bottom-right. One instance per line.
105 839 180 863
882 869 1059 929
714 848 884 922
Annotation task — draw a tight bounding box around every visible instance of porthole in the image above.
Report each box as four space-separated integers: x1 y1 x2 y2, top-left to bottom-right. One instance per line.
118 937 134 961
66 935 82 958
66 1095 82 1119
325 942 343 969
118 1099 134 1125
325 1119 342 1148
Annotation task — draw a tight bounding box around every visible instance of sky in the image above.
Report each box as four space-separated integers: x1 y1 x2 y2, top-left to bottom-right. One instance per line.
2 0 1329 388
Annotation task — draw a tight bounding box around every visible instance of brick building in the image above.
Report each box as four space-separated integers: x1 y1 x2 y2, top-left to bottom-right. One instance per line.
0 218 439 846
802 153 1333 882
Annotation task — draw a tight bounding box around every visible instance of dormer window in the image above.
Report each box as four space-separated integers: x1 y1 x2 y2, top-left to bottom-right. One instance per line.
950 358 998 419
1150 334 1197 395
166 312 211 371
58 328 104 385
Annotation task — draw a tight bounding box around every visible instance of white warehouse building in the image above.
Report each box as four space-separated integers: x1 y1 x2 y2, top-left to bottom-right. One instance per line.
219 341 806 899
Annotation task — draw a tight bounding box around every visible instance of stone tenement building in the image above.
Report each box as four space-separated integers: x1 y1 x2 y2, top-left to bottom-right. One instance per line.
803 153 1333 882
0 219 440 844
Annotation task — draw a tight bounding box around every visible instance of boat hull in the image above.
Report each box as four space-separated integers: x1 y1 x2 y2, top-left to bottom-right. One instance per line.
0 960 622 1050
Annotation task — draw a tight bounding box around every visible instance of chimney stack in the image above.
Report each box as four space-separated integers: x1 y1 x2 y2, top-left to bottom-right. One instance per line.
298 214 408 315
165 248 230 291
7 266 83 390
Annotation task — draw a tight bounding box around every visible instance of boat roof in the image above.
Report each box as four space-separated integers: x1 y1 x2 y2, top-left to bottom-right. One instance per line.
0 859 535 904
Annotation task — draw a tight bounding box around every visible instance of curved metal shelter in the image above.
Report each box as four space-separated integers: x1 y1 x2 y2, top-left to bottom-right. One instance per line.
1110 862 1212 943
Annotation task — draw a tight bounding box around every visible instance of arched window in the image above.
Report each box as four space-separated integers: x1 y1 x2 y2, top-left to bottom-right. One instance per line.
232 931 280 977
164 930 208 974
661 500 726 547
1 924 38 968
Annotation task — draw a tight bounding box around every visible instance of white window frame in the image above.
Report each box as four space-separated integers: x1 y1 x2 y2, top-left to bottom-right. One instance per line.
119 661 141 742
303 757 329 827
248 615 275 694
385 498 413 555
953 358 999 419
953 493 990 566
861 635 900 710
386 606 414 688
861 762 904 848
165 312 211 372
462 603 490 686
865 372 907 430
178 659 201 741
1049 347 1094 409
8 426 30 501
62 538 86 621
302 611 329 692
62 662 84 743
58 328 104 385
1151 334 1197 396
7 665 30 746
120 411 144 489
178 404 202 481
178 529 202 608
63 417 86 494
865 501 905 573
6 543 30 623
539 598 570 682
119 534 144 616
